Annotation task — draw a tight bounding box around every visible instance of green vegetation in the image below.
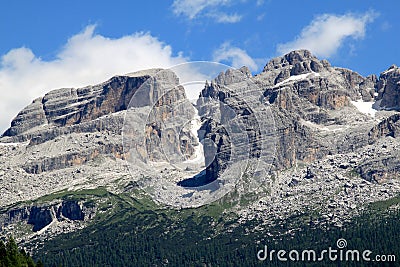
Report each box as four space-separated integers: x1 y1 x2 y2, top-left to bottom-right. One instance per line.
2 186 400 266
0 187 111 215
29 190 400 267
35 187 110 203
0 236 41 267
369 194 400 211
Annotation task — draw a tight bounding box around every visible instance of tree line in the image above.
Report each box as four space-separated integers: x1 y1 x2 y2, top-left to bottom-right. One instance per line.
0 236 43 267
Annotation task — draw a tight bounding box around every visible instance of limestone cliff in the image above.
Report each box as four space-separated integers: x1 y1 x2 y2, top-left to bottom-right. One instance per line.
376 65 400 110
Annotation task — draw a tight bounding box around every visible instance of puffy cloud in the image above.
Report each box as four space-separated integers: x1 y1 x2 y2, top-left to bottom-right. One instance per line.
172 0 242 23
0 25 186 133
213 42 258 71
277 11 377 58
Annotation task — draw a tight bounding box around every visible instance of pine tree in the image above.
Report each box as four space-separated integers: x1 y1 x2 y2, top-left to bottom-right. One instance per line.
0 239 7 267
6 236 20 267
0 237 39 267
0 240 6 258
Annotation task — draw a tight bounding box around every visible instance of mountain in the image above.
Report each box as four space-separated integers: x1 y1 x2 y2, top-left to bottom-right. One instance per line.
0 50 399 266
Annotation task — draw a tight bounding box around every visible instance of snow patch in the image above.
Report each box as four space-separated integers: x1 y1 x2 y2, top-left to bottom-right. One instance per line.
351 100 377 117
274 72 320 87
184 83 206 104
183 114 204 165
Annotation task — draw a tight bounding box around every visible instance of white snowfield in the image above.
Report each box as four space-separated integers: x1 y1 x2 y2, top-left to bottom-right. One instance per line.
183 114 205 165
350 100 377 117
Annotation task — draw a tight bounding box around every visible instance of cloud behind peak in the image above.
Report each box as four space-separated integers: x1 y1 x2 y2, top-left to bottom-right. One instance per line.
277 11 378 58
0 25 186 133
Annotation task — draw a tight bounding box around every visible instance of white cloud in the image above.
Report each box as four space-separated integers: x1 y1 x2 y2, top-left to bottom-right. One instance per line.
0 25 186 133
172 0 242 23
213 13 242 23
213 42 258 71
277 11 377 58
172 0 230 19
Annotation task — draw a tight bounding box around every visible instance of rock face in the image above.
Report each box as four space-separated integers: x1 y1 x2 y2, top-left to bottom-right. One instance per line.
188 50 400 181
27 207 54 232
357 154 400 183
196 67 265 183
57 200 84 221
260 50 375 102
1 201 88 232
376 65 400 110
258 50 381 169
261 50 375 113
361 113 400 182
2 69 162 141
1 50 398 183
197 50 381 173
262 50 328 80
369 113 400 140
143 84 194 162
1 69 195 174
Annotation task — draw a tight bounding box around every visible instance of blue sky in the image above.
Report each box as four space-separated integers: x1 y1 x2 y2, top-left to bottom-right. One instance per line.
0 0 399 132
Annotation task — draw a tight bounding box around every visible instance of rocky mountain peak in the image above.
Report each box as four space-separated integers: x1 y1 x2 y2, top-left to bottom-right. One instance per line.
213 66 252 85
281 49 321 67
258 50 333 87
1 68 179 142
0 67 192 182
376 64 400 111
263 49 330 77
125 68 164 78
379 64 400 78
386 64 398 72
